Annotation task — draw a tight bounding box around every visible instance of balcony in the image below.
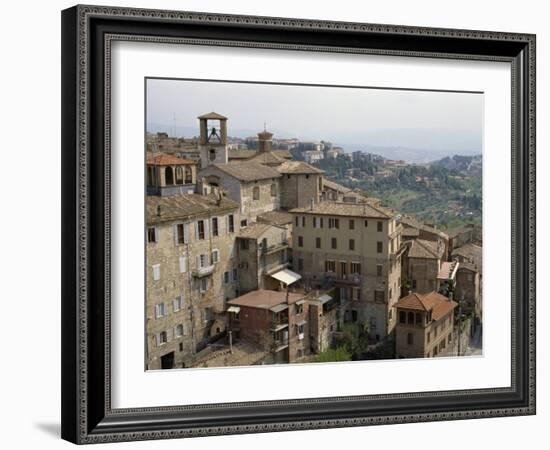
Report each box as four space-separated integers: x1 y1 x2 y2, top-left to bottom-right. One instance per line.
272 337 289 352
262 241 289 255
326 272 361 285
192 264 215 278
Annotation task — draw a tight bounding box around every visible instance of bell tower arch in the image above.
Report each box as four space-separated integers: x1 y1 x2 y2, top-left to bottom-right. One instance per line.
197 112 228 168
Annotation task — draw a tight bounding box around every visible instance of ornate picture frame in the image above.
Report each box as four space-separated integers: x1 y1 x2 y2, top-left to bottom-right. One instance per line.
61 5 535 444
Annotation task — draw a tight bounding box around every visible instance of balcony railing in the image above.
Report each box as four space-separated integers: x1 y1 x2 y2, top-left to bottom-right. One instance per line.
325 272 361 285
262 241 289 255
192 264 215 278
272 338 289 352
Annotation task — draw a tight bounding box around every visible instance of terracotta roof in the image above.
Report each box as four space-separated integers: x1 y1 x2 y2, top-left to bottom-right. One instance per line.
407 239 444 259
396 291 457 320
248 151 286 165
238 223 276 240
277 160 324 174
322 178 352 193
272 149 293 160
402 226 420 237
146 193 238 224
398 215 449 241
452 243 482 273
228 149 257 159
146 152 196 166
291 201 391 219
257 210 293 226
197 111 227 120
228 289 304 309
204 162 282 182
437 261 459 280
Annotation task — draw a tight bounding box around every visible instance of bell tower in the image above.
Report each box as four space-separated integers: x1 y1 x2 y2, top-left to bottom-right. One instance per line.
198 112 228 168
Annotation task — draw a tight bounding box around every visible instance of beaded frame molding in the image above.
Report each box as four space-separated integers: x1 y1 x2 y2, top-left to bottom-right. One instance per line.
61 4 536 444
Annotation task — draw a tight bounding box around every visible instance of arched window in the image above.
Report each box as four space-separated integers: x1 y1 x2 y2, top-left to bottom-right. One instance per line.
253 186 260 200
165 166 174 185
185 166 193 184
175 166 184 185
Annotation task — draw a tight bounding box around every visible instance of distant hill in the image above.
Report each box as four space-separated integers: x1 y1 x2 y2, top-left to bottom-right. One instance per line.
430 154 482 171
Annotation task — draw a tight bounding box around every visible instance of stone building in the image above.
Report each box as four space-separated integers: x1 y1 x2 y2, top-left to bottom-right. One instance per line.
454 262 482 320
308 291 340 354
277 161 324 210
448 223 482 251
146 152 198 196
226 289 311 364
198 162 282 222
145 193 241 370
401 238 446 295
395 291 457 358
398 215 450 257
236 223 291 293
290 201 404 340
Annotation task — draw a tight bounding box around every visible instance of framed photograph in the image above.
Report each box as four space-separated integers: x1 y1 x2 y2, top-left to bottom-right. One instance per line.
61 5 536 444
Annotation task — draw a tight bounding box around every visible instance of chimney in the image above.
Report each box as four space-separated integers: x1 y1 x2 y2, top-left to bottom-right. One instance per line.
258 130 273 153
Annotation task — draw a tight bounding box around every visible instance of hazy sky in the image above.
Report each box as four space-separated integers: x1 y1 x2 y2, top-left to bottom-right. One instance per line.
146 78 483 155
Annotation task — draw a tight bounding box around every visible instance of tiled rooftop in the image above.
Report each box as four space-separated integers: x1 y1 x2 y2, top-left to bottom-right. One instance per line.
290 201 392 219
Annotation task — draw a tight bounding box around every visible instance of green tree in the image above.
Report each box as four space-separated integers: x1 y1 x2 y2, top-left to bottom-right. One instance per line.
335 322 370 359
314 346 352 363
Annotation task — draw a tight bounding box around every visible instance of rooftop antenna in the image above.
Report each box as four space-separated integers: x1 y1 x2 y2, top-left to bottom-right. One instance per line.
264 121 267 132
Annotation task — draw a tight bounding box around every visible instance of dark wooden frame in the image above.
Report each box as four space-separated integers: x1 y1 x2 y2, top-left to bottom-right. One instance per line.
61 4 536 444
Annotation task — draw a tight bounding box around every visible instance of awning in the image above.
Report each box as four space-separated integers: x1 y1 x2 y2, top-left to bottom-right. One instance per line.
295 299 306 306
227 306 240 314
318 294 333 304
270 268 302 286
269 303 289 313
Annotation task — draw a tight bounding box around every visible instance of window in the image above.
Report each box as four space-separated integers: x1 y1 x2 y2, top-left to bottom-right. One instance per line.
369 316 377 329
349 239 355 250
165 166 174 185
313 217 321 228
178 256 187 273
331 237 337 249
147 227 157 243
270 183 277 197
253 186 260 200
399 311 406 324
185 166 193 183
415 313 423 325
377 241 383 253
176 223 188 244
377 221 383 232
427 331 431 343
407 333 414 345
351 262 361 274
157 331 168 346
240 219 247 228
296 304 304 314
175 324 184 337
325 260 336 272
295 216 299 227
301 216 306 227
228 215 235 233
376 264 383 277
297 258 304 271
352 287 360 301
212 217 219 236
374 290 385 303
315 237 321 249
224 271 230 284
152 264 161 281
155 303 166 318
232 268 238 282
173 296 182 312
240 239 249 250
448 334 452 344
340 261 347 276
364 220 368 227
197 220 205 240
328 218 339 229
412 279 417 289
199 278 208 293
198 254 208 268
298 236 304 247
349 219 355 230
211 249 220 264
203 307 213 322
